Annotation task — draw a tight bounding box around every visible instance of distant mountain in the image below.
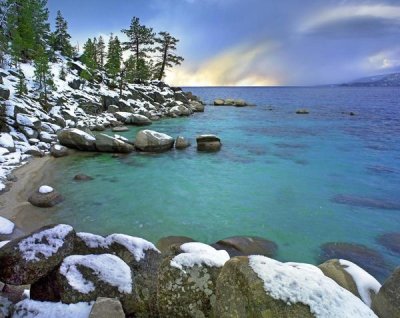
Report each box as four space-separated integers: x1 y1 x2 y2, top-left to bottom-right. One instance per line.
341 72 400 87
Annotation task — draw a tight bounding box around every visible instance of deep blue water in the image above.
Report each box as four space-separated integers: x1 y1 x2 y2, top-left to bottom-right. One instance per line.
48 87 400 282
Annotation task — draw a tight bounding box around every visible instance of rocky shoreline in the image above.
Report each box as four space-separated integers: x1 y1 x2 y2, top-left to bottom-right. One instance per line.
0 224 398 318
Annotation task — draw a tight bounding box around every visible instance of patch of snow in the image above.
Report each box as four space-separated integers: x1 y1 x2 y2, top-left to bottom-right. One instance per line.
77 232 108 249
0 133 15 150
18 224 74 262
12 299 93 318
170 242 230 270
0 241 10 248
339 259 381 307
249 255 377 318
0 216 15 235
59 254 132 294
0 147 10 156
106 234 160 262
16 114 39 128
69 129 96 141
38 185 54 194
142 130 173 141
0 296 12 317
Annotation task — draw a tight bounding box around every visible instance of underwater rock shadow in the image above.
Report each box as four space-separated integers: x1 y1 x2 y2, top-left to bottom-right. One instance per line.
376 232 400 255
331 194 400 211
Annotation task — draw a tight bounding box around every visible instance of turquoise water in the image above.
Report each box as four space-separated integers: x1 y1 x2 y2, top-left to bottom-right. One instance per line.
48 87 400 281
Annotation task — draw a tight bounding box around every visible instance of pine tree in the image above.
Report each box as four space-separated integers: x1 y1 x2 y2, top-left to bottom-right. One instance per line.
121 17 154 65
34 44 53 106
105 35 122 79
53 10 73 57
81 38 97 80
154 32 183 81
96 35 106 68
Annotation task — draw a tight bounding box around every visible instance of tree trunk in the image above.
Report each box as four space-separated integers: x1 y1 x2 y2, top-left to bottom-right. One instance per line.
158 43 168 81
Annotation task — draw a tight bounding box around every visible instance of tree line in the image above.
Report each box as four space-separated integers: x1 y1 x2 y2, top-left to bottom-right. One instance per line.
0 0 183 104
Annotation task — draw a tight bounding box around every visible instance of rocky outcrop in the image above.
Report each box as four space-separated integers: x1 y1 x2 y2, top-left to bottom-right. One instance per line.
214 98 248 107
57 128 96 151
134 129 174 152
0 224 75 285
196 134 222 152
94 133 134 153
372 267 400 318
28 185 64 208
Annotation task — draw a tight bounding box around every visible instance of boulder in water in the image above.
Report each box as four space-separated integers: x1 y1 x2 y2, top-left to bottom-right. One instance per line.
196 134 222 152
28 185 64 208
50 144 69 158
95 133 134 153
57 128 96 151
174 136 191 150
134 130 174 152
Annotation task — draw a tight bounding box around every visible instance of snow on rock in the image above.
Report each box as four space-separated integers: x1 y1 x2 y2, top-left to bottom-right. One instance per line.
0 296 12 317
38 185 54 194
0 241 10 248
12 299 93 318
170 242 230 270
59 254 132 294
0 133 15 151
18 224 74 262
16 114 40 128
77 232 108 249
105 234 160 262
0 216 15 235
249 255 378 318
339 259 381 307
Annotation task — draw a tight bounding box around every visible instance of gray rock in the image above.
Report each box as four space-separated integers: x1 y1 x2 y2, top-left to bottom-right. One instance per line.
296 109 309 114
131 114 152 126
234 99 247 107
196 134 222 152
214 99 225 106
112 126 129 132
225 98 235 105
107 105 119 114
190 101 205 112
175 136 191 150
134 130 174 152
174 92 189 104
0 224 75 285
68 79 84 90
0 133 15 152
95 133 134 153
0 85 10 100
73 174 94 181
156 236 195 254
50 144 69 158
24 146 44 157
212 236 278 258
372 267 400 318
28 187 64 208
57 128 97 151
89 297 125 318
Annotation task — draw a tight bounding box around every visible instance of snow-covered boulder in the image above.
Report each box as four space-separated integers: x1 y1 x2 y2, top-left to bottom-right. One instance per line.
215 255 378 318
16 114 41 130
0 224 75 285
134 130 174 152
196 134 222 152
57 128 96 151
212 236 278 258
89 297 125 318
372 267 400 318
95 133 134 153
130 113 152 126
28 185 64 208
113 112 132 123
50 144 69 158
158 242 230 317
107 105 119 113
0 133 15 152
169 105 192 117
319 259 381 306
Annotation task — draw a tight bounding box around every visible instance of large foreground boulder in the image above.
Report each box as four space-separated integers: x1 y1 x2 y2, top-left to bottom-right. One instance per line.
158 242 230 317
215 255 378 317
28 185 64 208
57 128 96 151
134 130 174 152
0 224 75 285
89 297 125 318
318 259 381 306
212 236 278 258
196 134 222 152
372 267 400 318
95 133 134 153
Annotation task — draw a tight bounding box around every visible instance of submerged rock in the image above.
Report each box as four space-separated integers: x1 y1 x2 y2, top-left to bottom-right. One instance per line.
212 236 278 258
196 134 222 152
73 174 94 181
332 194 400 210
319 242 389 282
28 185 64 208
318 259 381 306
158 242 229 317
215 255 377 317
296 109 309 114
372 267 400 318
134 130 174 152
112 126 129 132
376 232 400 255
0 224 75 285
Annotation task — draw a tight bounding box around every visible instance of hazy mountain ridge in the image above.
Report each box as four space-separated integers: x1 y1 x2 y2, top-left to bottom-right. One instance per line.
341 72 400 87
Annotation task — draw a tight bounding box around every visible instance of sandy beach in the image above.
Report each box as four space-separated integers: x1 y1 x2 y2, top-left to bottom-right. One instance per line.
0 156 59 237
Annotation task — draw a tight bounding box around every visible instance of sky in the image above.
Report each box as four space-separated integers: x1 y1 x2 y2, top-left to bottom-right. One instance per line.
47 0 400 86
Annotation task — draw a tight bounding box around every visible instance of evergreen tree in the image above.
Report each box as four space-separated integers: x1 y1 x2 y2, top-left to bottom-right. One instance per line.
81 38 97 80
53 10 73 57
105 35 122 79
16 67 27 96
121 17 154 65
34 44 53 105
154 32 183 81
96 35 106 68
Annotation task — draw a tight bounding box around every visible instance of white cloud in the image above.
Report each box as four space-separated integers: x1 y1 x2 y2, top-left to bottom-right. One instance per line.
363 47 400 71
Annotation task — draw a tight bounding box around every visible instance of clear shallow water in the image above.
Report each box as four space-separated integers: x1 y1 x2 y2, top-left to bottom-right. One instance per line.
48 87 400 281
